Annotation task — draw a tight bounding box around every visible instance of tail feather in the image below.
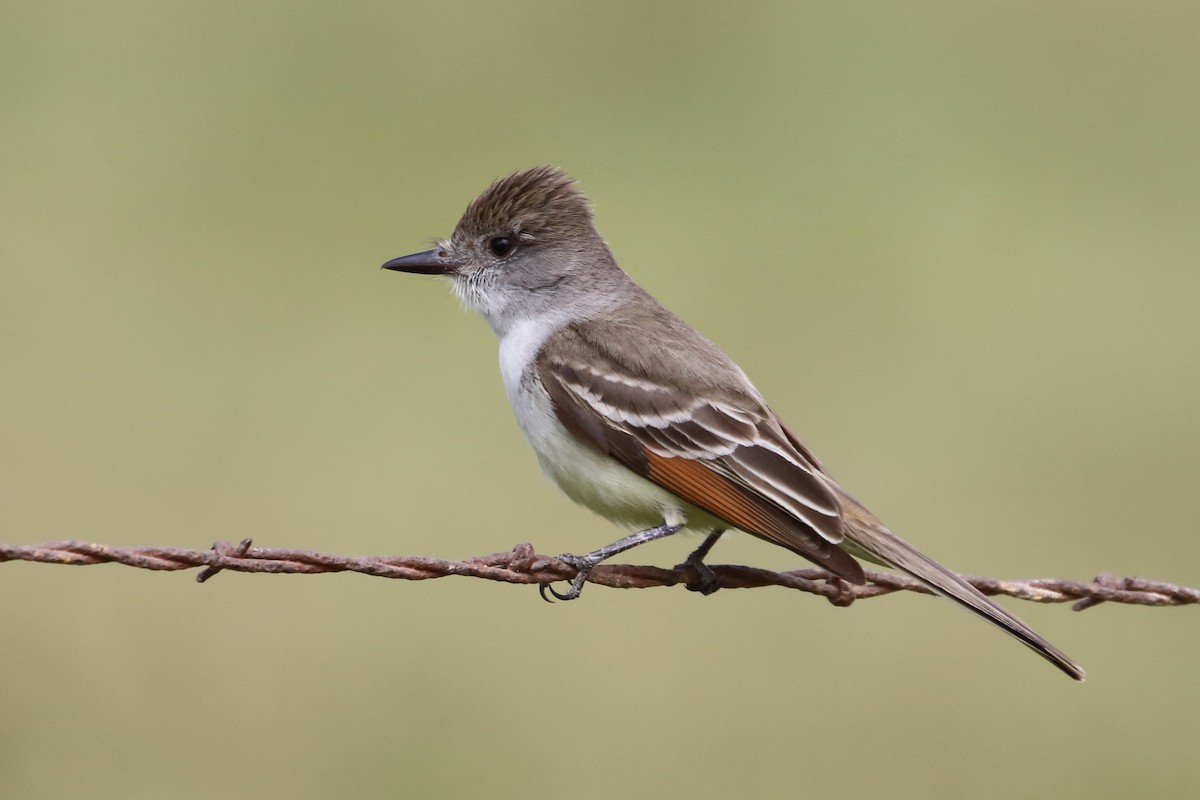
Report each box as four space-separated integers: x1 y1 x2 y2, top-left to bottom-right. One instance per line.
838 496 1085 681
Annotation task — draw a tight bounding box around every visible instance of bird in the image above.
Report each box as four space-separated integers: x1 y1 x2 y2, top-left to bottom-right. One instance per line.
382 165 1084 681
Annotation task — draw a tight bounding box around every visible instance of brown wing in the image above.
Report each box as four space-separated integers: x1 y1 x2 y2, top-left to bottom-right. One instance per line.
538 350 865 584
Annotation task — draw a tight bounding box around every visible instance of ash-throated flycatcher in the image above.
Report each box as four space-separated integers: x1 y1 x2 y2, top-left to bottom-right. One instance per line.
382 166 1083 680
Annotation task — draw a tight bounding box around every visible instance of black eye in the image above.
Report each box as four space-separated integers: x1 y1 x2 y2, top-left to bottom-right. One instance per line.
489 236 514 257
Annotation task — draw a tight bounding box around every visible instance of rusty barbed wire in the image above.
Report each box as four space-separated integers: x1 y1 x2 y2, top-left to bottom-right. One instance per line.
1 539 1195 611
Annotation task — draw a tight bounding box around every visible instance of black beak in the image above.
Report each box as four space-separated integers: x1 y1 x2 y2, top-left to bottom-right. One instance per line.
381 248 457 275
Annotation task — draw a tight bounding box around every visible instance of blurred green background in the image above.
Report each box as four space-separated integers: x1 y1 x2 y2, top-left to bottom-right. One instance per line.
2 2 1198 798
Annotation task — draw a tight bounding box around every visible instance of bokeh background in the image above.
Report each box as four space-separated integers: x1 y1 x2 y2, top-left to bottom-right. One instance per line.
2 2 1198 798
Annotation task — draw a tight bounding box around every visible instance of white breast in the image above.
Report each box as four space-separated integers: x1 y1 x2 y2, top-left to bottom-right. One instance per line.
497 319 695 532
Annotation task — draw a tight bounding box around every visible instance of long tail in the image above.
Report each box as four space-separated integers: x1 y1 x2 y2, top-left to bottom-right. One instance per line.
837 494 1085 681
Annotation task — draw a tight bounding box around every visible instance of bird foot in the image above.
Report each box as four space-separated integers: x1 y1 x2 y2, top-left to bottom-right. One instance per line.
676 556 722 595
538 553 596 602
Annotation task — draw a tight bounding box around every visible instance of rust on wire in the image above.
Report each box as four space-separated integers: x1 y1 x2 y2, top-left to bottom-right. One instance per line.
0 539 1196 609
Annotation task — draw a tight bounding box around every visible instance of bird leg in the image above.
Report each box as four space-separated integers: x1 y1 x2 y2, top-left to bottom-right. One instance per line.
540 522 684 601
677 529 725 595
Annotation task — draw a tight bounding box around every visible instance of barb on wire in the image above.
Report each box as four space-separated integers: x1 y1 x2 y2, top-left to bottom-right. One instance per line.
1 539 1195 611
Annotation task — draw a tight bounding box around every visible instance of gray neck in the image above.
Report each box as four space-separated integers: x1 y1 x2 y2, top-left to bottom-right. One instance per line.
453 246 638 340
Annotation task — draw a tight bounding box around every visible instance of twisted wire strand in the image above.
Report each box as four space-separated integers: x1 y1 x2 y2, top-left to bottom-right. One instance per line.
1 539 1194 611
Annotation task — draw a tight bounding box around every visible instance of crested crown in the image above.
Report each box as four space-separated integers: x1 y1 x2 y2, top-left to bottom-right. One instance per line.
456 166 595 241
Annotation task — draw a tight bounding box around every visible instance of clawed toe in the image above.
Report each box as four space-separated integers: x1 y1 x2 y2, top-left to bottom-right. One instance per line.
677 558 722 595
538 553 595 602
